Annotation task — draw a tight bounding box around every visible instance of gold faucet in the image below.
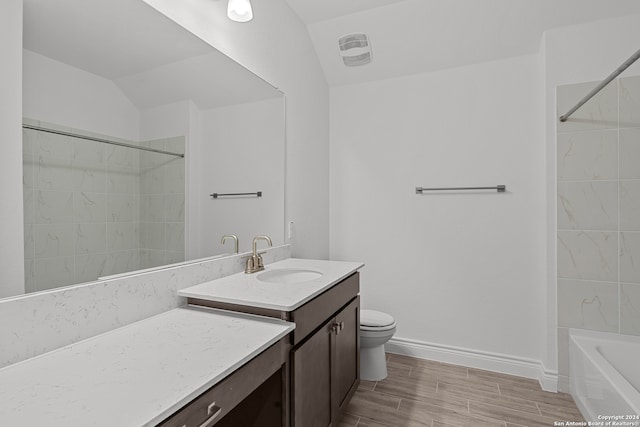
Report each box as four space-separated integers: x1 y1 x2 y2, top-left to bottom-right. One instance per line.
245 235 272 274
220 234 239 254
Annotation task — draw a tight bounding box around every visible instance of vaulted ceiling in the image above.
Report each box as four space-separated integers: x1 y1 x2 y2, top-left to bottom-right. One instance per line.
284 0 640 86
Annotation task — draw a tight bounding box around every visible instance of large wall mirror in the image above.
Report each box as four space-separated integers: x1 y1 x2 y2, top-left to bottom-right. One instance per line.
20 0 285 294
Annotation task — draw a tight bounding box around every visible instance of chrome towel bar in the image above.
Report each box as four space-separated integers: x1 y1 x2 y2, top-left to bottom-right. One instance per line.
210 191 262 199
416 185 506 193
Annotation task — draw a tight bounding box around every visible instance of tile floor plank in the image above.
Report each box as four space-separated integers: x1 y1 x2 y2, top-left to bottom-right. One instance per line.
339 353 584 427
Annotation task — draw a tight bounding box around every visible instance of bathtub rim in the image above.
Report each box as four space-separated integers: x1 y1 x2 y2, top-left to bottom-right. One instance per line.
569 328 640 417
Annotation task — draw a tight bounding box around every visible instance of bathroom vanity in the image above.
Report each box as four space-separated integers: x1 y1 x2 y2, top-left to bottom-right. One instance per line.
179 258 363 427
0 307 294 426
0 257 362 427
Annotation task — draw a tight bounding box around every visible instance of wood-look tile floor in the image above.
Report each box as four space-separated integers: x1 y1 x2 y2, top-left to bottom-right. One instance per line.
338 353 584 427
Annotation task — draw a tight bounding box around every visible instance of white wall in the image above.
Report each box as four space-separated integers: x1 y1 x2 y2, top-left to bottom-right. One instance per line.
0 0 25 298
330 54 548 375
542 13 640 391
23 50 140 140
142 0 330 259
197 98 285 257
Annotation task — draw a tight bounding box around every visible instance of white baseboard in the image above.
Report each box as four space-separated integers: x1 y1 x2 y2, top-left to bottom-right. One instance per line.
385 336 558 392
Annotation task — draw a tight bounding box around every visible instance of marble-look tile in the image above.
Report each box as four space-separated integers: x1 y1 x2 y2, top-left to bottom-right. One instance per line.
106 250 139 276
72 140 104 168
107 193 136 222
557 279 618 332
164 251 185 265
73 168 106 193
107 169 138 195
165 223 185 253
165 136 185 154
24 259 36 293
36 131 72 162
141 194 165 222
619 75 640 128
165 194 185 222
22 127 37 156
557 130 617 181
34 223 74 258
557 231 617 281
557 80 618 132
620 180 640 231
106 145 138 170
0 245 291 369
619 128 640 179
75 223 107 254
35 256 75 291
141 167 164 195
35 190 73 224
620 283 640 335
23 188 34 225
22 154 35 189
34 158 74 191
557 327 570 377
75 253 107 284
24 223 34 259
164 159 186 194
140 249 166 269
107 222 136 251
620 232 640 284
557 181 617 230
141 222 165 250
74 192 106 223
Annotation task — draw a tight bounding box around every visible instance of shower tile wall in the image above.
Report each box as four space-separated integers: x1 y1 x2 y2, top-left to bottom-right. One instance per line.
556 75 640 390
139 137 185 269
23 122 185 293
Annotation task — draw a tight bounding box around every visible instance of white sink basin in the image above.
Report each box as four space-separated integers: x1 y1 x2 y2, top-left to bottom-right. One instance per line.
257 268 323 284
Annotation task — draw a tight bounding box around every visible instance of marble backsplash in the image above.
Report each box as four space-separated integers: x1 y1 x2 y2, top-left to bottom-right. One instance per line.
0 244 291 369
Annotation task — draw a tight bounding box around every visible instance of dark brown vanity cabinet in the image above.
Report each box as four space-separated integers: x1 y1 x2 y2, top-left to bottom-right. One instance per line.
188 271 361 427
291 295 360 427
158 338 288 427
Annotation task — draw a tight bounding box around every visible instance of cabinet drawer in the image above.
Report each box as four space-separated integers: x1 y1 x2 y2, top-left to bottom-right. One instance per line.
159 339 285 427
289 272 359 345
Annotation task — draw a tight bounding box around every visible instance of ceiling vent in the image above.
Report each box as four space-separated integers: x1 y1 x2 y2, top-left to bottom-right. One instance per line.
338 33 372 67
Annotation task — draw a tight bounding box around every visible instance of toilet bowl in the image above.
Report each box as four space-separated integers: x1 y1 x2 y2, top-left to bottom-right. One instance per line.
360 309 396 381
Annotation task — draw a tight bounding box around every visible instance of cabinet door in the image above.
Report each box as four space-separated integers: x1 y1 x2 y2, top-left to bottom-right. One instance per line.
291 321 332 427
333 296 360 418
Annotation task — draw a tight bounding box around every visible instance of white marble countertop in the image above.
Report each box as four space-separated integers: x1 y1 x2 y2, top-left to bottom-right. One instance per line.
0 306 294 426
178 258 364 311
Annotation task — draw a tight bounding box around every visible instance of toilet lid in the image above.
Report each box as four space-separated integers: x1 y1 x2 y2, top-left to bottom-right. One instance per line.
361 309 395 328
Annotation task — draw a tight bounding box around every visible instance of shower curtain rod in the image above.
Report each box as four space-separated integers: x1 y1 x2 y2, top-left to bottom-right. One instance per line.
22 124 185 158
559 48 640 122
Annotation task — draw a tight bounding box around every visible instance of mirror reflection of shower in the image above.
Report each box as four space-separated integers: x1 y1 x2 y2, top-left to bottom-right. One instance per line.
22 120 185 293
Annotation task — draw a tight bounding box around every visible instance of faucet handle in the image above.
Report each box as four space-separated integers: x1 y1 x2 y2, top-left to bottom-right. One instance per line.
220 234 239 254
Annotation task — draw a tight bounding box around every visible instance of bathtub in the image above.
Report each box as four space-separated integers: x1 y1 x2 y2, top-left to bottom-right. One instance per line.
570 329 640 421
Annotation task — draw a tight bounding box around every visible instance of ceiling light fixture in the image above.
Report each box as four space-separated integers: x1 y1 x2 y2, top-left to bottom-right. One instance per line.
227 0 253 23
338 33 372 66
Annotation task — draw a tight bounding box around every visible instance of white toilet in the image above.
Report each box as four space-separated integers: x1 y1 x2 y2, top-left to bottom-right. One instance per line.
360 309 396 381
